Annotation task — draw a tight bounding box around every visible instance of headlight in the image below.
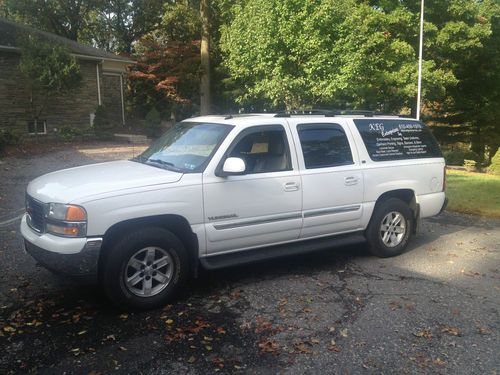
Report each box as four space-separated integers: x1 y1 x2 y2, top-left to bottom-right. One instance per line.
45 203 87 237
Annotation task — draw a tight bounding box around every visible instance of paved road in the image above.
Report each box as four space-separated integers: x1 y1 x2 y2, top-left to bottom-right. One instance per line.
0 144 498 374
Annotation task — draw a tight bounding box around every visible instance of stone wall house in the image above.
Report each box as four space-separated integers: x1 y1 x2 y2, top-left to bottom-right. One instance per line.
0 17 133 136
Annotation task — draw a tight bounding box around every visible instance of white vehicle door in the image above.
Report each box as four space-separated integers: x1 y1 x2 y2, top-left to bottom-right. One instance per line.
290 119 364 238
203 124 302 254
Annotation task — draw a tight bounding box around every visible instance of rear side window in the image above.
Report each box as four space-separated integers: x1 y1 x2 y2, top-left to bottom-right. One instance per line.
298 123 353 169
353 119 442 161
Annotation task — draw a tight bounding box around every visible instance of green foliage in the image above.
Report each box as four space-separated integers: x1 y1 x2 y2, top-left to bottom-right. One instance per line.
18 35 82 93
18 34 82 122
91 106 115 140
220 0 497 113
2 0 500 151
443 149 479 165
3 0 165 53
146 108 161 133
488 149 500 175
93 105 112 131
3 0 95 40
0 129 21 153
57 126 84 142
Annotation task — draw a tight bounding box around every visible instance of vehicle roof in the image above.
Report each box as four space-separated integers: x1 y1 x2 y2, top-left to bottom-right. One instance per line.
184 113 417 126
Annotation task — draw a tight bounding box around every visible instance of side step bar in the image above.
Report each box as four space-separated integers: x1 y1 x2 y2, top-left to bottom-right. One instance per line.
200 232 366 270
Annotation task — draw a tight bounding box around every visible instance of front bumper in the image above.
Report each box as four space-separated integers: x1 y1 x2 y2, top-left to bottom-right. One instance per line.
20 215 102 283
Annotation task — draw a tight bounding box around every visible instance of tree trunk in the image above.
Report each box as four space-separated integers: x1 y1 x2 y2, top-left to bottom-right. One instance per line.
200 0 211 115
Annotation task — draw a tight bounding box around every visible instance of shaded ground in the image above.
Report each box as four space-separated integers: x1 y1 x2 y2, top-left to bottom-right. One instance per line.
0 143 498 374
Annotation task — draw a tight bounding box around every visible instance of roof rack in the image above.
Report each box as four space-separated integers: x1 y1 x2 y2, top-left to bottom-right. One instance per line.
223 113 268 120
274 109 378 117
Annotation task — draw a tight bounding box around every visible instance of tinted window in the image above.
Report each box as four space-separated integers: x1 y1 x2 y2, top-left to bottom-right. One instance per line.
228 126 291 174
298 124 353 169
353 119 442 161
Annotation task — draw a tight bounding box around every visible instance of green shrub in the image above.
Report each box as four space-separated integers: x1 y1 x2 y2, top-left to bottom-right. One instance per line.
0 129 21 153
58 126 83 141
488 149 500 175
443 149 479 165
463 159 477 172
93 105 112 131
145 108 162 138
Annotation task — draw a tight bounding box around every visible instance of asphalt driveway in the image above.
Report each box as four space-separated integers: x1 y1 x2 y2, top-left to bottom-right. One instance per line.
0 143 498 374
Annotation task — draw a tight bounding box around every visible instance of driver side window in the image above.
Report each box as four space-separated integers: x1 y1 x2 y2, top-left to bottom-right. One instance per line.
228 126 292 174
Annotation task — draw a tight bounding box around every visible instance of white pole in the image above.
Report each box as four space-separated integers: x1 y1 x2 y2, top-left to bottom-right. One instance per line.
120 74 125 126
416 0 424 120
96 63 102 106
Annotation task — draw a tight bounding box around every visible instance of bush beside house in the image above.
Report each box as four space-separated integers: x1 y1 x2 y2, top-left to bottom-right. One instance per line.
488 149 500 175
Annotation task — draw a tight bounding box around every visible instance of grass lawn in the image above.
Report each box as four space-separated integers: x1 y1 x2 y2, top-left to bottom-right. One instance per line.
446 169 500 218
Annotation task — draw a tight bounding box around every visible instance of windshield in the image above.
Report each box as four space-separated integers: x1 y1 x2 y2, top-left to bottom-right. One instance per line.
135 122 232 173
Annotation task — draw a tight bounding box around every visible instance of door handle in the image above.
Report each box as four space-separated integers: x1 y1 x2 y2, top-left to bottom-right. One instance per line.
344 176 358 186
284 181 300 192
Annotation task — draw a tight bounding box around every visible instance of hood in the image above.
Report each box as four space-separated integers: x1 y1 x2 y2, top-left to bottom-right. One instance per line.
27 160 183 203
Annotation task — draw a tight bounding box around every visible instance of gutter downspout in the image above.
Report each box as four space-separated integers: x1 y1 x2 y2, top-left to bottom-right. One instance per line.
120 74 125 126
96 62 102 106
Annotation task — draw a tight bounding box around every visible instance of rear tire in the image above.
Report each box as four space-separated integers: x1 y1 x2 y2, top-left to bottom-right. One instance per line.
366 198 413 258
101 227 189 311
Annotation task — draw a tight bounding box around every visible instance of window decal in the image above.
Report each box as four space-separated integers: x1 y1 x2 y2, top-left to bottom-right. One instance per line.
353 119 442 161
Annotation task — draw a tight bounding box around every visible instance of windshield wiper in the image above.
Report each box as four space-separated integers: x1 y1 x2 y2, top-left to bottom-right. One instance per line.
145 159 182 172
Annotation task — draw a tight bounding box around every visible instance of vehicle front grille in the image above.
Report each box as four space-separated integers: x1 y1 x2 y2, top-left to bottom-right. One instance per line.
26 195 46 232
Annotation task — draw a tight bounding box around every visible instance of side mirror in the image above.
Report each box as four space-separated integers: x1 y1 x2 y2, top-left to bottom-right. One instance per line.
220 157 246 176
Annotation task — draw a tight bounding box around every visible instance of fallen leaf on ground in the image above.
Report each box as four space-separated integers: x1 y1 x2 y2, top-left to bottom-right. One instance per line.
477 326 491 335
212 357 224 368
294 341 312 354
389 301 402 310
258 340 279 353
413 329 432 339
433 358 446 366
441 326 461 336
2 325 15 333
328 341 341 352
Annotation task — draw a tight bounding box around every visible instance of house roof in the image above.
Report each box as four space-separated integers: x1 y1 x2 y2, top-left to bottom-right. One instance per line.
0 16 133 63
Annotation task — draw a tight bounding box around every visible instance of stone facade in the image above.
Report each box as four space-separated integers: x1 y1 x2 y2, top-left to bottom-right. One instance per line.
0 51 126 136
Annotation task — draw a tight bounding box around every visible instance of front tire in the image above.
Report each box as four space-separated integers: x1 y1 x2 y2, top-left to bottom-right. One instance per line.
366 198 413 258
101 227 189 310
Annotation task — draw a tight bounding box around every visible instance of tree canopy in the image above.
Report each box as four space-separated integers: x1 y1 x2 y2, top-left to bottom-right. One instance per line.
18 35 82 120
1 0 499 160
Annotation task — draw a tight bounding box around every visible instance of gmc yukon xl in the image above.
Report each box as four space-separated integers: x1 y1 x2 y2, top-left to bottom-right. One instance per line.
21 112 447 309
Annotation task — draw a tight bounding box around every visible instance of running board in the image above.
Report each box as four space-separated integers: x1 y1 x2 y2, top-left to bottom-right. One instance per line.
200 232 366 270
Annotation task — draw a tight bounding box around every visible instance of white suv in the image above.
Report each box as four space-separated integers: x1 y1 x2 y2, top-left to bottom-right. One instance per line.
21 112 447 310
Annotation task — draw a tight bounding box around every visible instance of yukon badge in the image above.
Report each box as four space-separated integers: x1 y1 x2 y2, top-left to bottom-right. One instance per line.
208 214 238 221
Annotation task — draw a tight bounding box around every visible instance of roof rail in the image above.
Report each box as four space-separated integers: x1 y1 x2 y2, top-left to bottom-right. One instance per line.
274 109 377 117
223 113 268 120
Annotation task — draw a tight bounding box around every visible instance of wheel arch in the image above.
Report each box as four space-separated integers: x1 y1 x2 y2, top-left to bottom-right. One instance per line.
99 214 199 278
373 188 419 233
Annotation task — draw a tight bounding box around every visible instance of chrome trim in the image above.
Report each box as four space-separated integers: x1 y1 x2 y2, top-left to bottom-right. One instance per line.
213 212 302 230
303 205 361 218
